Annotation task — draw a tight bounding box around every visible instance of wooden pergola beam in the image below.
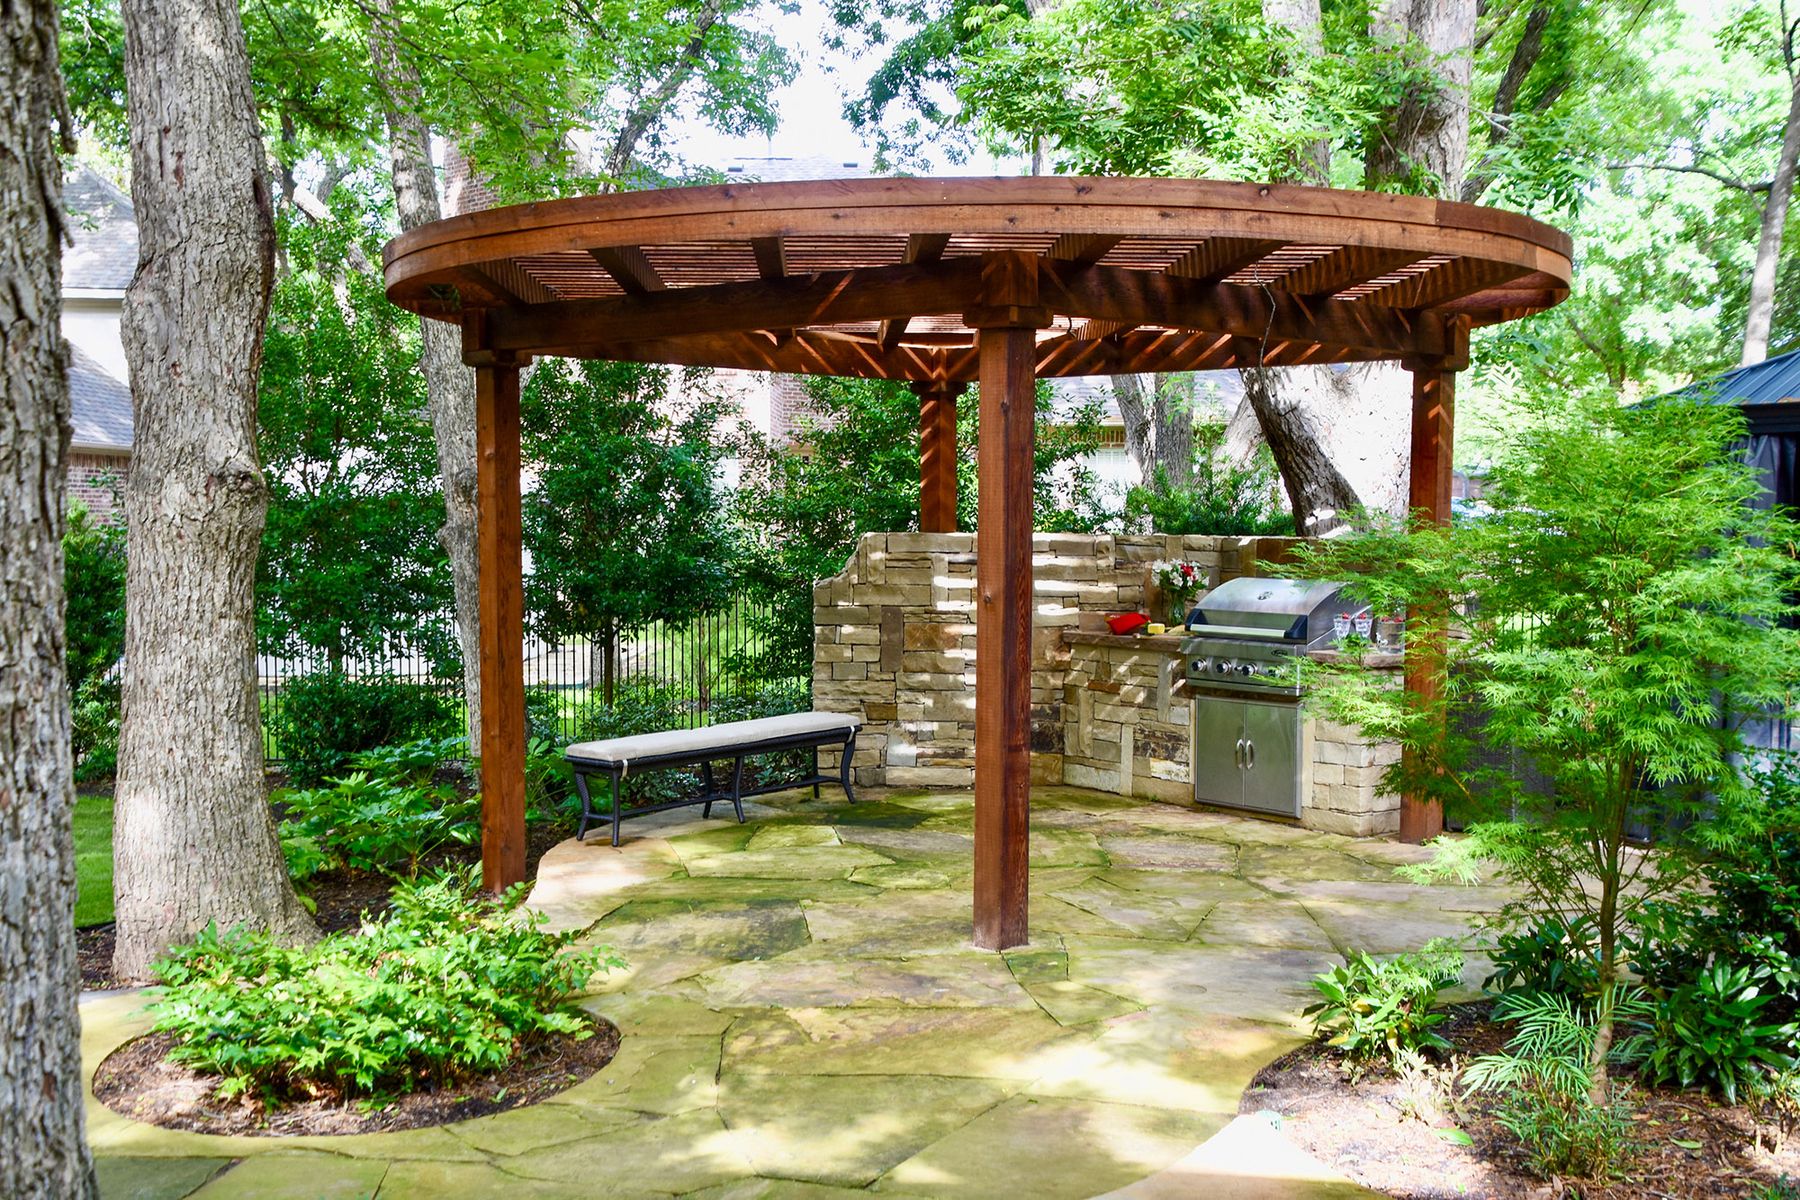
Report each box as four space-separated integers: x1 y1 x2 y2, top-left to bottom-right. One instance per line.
588 245 666 296
560 329 955 382
878 233 952 351
1278 246 1424 298
489 257 984 355
1399 356 1456 844
1037 260 1454 361
472 355 527 891
913 381 965 532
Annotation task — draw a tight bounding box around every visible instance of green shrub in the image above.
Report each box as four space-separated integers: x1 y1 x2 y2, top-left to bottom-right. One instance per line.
64 500 126 696
709 679 814 787
1303 938 1464 1071
278 771 477 880
350 735 467 787
71 673 121 783
1626 963 1796 1103
1463 989 1648 1180
1121 430 1292 537
1485 916 1601 1000
149 870 621 1102
269 671 457 786
525 684 570 744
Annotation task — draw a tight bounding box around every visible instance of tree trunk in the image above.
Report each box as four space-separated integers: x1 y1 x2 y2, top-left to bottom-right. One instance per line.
369 9 485 747
113 0 316 979
1743 66 1800 366
1264 0 1329 184
1365 0 1478 194
1240 365 1381 531
1112 373 1196 488
0 2 100 1191
1239 0 1475 531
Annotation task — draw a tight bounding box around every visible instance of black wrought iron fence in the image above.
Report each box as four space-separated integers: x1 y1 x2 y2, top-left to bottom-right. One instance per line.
257 590 799 763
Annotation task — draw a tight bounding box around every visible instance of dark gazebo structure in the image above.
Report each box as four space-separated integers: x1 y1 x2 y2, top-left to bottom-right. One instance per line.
383 176 1571 950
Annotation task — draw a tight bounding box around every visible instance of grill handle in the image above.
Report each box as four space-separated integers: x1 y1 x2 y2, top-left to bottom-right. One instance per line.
1234 738 1246 769
1246 740 1256 769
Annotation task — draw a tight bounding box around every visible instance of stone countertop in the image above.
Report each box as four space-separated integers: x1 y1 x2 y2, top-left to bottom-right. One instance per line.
1306 646 1405 669
1062 629 1191 653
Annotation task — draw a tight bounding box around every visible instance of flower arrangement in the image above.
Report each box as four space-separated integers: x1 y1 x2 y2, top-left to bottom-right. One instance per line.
1150 559 1207 623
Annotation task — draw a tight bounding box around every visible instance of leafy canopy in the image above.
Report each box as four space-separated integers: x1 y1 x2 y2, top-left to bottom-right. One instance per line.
521 359 734 653
256 197 454 667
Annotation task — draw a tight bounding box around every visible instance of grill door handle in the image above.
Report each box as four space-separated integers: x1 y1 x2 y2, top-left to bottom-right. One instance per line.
1234 738 1246 768
1245 739 1256 769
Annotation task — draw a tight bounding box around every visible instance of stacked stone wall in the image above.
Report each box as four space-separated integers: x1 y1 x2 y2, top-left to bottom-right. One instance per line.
813 531 1300 788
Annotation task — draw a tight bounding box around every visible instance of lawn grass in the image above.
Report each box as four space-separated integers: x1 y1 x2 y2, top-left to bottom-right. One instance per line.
73 792 114 927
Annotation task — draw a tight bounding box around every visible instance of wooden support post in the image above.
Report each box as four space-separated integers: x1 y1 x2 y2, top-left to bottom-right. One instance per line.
971 324 1039 951
914 381 964 533
475 358 528 889
1400 359 1455 844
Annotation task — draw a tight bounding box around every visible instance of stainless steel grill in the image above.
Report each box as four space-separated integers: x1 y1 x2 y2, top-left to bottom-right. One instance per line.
1180 577 1362 817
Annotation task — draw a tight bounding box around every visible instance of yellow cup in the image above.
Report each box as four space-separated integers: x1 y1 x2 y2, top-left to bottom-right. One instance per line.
1146 622 1166 635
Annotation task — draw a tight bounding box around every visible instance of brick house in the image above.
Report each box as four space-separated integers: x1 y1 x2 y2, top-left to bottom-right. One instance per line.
62 164 137 521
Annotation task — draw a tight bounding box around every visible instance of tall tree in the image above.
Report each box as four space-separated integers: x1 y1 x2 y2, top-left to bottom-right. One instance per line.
257 206 453 668
113 0 316 978
1742 2 1800 364
0 0 99 1188
521 361 733 702
367 0 486 740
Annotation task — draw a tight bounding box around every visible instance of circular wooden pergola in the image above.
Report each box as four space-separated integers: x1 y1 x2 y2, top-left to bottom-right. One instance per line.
384 176 1572 949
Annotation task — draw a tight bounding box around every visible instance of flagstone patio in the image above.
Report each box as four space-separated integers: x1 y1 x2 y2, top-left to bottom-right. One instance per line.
82 786 1510 1199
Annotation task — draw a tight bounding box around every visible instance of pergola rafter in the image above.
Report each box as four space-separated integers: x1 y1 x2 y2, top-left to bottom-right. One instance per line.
385 175 1572 950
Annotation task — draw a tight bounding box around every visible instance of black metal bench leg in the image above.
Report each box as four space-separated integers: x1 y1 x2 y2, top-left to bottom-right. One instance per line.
702 760 716 819
610 770 623 847
730 756 747 824
574 772 594 841
840 733 857 802
812 747 821 799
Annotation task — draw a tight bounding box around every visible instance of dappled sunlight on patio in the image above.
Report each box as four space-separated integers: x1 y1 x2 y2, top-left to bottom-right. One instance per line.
77 786 1504 1196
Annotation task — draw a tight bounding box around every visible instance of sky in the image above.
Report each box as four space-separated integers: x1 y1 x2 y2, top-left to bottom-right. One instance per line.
665 0 1024 177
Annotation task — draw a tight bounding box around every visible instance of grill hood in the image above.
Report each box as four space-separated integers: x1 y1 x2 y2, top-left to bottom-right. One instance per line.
1187 577 1354 643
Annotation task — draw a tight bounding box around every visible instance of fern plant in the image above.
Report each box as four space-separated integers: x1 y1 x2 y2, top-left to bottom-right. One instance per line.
1462 988 1650 1180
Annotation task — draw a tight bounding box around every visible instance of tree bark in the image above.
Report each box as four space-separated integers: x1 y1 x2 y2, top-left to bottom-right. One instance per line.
369 7 485 746
1112 373 1195 488
113 0 317 979
1366 0 1478 194
0 0 100 1190
1743 61 1800 366
1238 0 1475 531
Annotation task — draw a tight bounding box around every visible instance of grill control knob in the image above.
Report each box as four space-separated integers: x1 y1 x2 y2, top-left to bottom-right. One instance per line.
1236 663 1256 676
1214 661 1232 674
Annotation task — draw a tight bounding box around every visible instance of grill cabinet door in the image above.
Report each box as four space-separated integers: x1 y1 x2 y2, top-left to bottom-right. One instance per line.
1239 698 1303 817
1190 693 1246 809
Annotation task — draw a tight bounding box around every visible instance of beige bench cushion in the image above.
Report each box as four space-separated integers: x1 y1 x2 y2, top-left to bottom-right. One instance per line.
565 711 861 774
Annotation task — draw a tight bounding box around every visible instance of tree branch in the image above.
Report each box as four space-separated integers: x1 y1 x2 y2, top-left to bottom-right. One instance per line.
1606 159 1773 193
601 0 727 185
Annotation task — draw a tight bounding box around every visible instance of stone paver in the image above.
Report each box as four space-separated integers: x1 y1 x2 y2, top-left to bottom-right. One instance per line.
84 786 1500 1199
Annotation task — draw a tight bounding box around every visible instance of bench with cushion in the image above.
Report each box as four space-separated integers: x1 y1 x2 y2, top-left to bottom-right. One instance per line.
564 711 862 846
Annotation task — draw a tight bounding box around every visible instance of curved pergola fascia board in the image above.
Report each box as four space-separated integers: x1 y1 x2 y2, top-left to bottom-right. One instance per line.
385 176 1572 383
384 175 1573 272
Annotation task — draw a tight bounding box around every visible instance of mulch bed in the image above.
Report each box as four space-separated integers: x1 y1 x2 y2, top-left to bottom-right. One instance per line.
92 1019 619 1137
77 810 570 989
1242 1002 1800 1199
